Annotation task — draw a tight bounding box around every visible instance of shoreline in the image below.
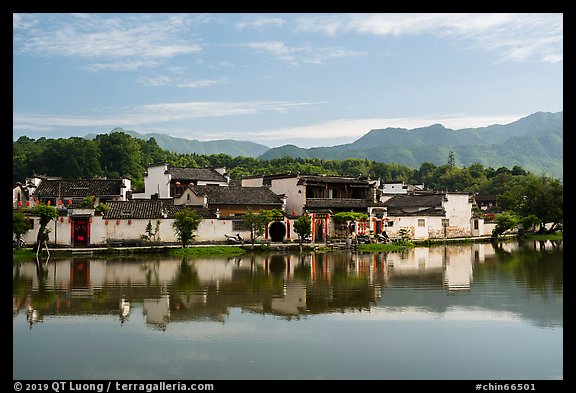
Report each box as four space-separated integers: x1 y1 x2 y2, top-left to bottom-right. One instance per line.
12 234 530 260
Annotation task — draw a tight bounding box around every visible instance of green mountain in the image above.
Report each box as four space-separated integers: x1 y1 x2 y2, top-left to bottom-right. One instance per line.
86 128 270 158
259 111 563 179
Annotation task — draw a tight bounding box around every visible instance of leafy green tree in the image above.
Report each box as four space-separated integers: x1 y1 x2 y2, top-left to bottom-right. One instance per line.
518 175 563 233
95 131 144 181
81 196 96 208
447 151 456 167
293 215 312 246
13 210 32 248
242 209 269 246
333 211 369 238
172 209 203 247
94 202 109 215
33 204 59 252
493 211 519 238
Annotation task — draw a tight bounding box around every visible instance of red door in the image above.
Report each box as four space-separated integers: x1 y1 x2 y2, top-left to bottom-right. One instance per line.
72 219 89 247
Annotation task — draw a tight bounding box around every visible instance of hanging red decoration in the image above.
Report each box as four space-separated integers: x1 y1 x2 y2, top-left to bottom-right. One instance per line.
47 200 51 205
116 220 120 225
17 200 22 207
105 220 109 225
128 219 132 225
68 199 72 205
26 201 30 207
60 217 64 222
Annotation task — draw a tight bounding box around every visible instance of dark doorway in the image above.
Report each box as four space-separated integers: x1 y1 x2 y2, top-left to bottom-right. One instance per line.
269 221 286 242
315 220 324 242
72 218 89 247
375 220 382 236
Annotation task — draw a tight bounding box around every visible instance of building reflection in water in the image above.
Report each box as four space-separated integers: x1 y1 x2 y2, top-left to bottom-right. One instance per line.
12 240 561 330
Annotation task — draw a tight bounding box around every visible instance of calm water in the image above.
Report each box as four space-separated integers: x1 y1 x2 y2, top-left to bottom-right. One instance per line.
13 239 563 380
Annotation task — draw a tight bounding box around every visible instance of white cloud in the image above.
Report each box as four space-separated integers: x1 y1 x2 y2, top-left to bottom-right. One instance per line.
202 114 525 144
12 100 328 131
295 13 563 63
137 75 173 87
240 41 364 65
176 78 226 88
236 16 286 30
84 60 160 72
13 13 203 70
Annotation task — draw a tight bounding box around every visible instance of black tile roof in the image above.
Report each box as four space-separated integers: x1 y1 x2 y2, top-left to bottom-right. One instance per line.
167 167 227 183
298 175 372 186
103 199 216 219
305 198 382 209
34 179 126 197
189 185 284 206
383 194 446 208
387 207 446 217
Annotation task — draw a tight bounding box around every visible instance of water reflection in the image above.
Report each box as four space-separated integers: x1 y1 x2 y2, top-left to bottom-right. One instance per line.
13 240 563 330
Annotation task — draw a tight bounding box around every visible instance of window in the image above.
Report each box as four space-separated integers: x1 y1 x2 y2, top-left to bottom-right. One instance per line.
474 219 479 230
418 219 425 227
232 220 249 230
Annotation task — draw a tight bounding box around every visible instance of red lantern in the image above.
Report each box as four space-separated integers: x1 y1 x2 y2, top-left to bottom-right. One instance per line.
68 199 72 205
47 200 51 205
105 220 109 225
26 201 30 207
60 217 64 222
58 199 63 206
128 219 132 225
116 220 120 225
17 200 22 207
175 181 181 188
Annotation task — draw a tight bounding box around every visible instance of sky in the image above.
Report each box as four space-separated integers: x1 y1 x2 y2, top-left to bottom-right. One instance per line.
12 13 563 148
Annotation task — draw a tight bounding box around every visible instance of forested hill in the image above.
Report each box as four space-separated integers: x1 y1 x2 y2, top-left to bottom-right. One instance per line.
13 126 563 201
85 128 270 158
259 111 563 180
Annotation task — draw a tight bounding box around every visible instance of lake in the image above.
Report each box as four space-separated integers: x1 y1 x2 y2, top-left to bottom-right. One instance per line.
13 239 563 381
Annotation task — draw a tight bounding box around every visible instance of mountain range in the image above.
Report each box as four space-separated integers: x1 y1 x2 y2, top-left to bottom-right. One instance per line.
85 128 270 157
89 111 563 179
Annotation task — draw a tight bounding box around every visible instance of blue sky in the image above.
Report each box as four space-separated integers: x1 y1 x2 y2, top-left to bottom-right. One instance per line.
13 13 563 148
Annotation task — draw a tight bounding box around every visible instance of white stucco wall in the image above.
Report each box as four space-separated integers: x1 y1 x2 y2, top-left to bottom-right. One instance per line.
269 177 305 216
241 177 264 187
136 164 170 199
443 193 472 229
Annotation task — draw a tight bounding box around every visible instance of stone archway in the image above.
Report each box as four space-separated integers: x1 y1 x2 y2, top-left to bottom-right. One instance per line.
269 221 286 242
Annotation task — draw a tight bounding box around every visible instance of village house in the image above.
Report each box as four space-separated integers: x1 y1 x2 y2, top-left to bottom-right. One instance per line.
13 165 496 247
13 174 64 208
242 173 387 241
132 163 229 199
382 192 475 240
378 181 426 199
174 184 289 241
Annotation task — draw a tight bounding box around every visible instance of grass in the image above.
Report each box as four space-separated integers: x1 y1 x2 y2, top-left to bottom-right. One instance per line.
357 243 413 252
168 245 245 256
522 232 563 241
12 248 37 262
